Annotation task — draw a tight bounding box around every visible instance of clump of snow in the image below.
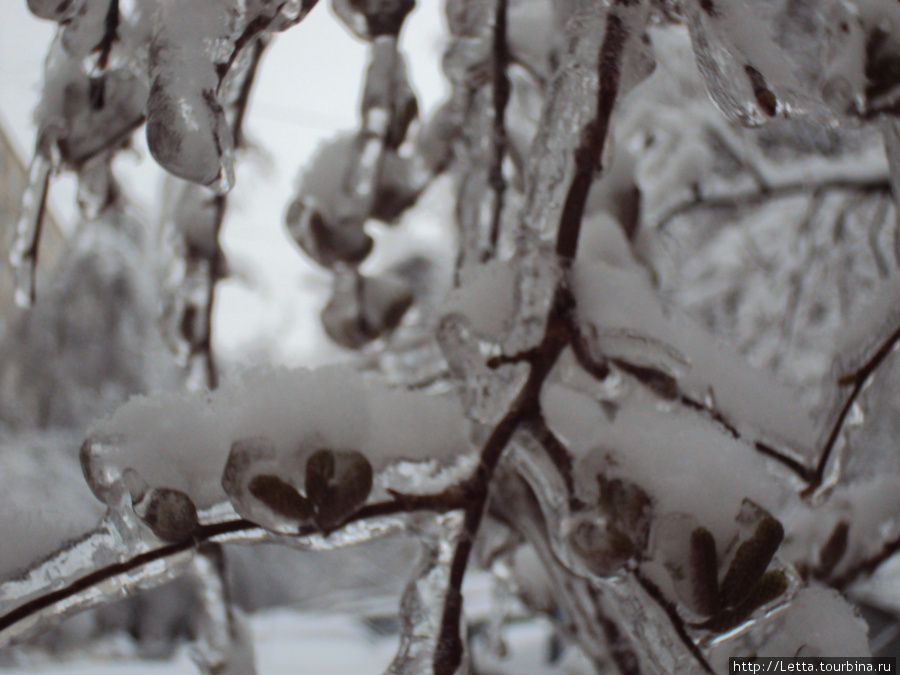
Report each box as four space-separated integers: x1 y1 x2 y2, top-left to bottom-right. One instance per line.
0 432 105 581
86 367 470 511
572 214 817 456
541 383 787 546
758 585 869 657
780 475 900 578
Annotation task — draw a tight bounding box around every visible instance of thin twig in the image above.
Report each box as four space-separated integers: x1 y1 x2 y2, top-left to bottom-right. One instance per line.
0 490 466 639
804 319 900 496
831 532 900 591
633 569 714 674
525 413 581 508
193 38 268 389
655 177 889 232
433 2 636 668
487 0 510 256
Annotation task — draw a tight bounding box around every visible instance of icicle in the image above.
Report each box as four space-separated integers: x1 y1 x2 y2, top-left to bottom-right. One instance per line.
436 313 529 423
9 140 54 309
383 512 467 675
441 0 506 273
189 546 257 675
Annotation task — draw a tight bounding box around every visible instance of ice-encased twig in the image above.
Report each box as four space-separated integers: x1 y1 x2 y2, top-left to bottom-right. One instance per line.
384 512 466 675
0 506 190 648
443 0 510 277
9 142 54 309
159 38 268 390
189 545 256 675
488 467 645 674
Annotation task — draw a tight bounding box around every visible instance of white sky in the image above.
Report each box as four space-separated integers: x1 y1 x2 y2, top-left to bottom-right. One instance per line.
0 0 449 369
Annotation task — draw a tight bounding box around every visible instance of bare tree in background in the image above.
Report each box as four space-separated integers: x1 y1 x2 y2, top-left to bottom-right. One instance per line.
3 0 900 672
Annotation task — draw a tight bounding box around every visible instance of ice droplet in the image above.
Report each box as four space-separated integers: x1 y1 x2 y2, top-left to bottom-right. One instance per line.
80 433 129 506
147 79 235 192
26 0 84 22
321 268 414 349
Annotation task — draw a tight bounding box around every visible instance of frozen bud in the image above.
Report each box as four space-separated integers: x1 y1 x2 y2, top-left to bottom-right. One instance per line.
688 527 721 618
50 68 147 167
566 474 652 577
321 270 414 349
305 448 373 530
332 0 415 40
223 437 314 533
80 432 128 504
223 436 277 509
136 487 200 543
567 515 637 576
370 150 421 223
147 78 235 192
61 0 111 57
247 474 313 522
285 197 373 267
694 570 788 633
27 0 83 21
719 514 784 608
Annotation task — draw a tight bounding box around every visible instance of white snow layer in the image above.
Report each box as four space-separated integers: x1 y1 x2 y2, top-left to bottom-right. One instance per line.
572 213 817 455
88 367 470 510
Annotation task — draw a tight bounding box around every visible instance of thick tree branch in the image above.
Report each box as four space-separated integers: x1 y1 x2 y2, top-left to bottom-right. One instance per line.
434 3 637 670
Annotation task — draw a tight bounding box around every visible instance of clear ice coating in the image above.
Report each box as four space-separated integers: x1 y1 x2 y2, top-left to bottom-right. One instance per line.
321 268 415 349
61 0 112 58
189 547 257 675
8 142 53 309
11 0 900 671
680 0 820 127
26 0 84 21
383 513 466 675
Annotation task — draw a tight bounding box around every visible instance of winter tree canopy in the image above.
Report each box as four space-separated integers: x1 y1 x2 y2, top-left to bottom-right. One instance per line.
2 0 900 673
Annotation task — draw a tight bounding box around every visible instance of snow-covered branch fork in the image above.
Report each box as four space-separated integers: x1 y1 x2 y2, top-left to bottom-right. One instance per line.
9 0 900 672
